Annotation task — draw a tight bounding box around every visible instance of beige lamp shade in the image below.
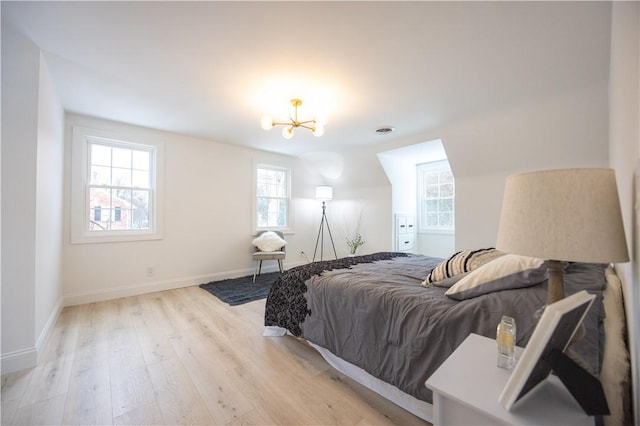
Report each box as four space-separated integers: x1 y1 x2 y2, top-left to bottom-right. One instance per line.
496 168 629 264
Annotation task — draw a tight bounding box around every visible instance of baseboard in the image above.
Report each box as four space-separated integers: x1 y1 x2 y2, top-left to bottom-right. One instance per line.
63 260 310 307
35 297 64 357
63 267 252 306
1 346 38 375
1 298 63 375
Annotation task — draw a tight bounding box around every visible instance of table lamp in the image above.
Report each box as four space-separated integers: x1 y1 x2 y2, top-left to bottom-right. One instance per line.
496 168 629 306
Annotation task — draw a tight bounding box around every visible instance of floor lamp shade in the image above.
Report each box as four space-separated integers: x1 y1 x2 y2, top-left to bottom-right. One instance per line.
496 168 629 264
316 185 333 201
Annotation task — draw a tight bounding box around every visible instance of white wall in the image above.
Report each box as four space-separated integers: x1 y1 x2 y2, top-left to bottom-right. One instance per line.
608 2 640 422
35 54 65 350
1 23 65 374
2 23 40 373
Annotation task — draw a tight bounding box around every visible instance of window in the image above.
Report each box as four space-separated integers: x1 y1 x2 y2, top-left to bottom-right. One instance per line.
255 163 291 230
71 126 164 243
418 160 455 232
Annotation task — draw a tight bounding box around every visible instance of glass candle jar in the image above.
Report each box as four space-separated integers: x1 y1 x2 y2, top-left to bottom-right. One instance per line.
496 315 516 369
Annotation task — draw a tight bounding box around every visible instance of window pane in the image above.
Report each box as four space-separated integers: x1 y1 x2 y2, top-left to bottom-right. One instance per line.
132 150 150 171
426 213 438 227
440 170 454 184
112 167 132 187
426 199 438 212
132 170 149 188
439 199 453 212
440 183 454 197
89 187 112 230
426 185 439 198
90 165 111 185
91 144 111 166
440 212 453 227
132 190 150 229
112 147 131 168
425 173 438 185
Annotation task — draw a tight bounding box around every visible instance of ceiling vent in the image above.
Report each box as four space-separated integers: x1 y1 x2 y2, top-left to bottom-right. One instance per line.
375 126 395 135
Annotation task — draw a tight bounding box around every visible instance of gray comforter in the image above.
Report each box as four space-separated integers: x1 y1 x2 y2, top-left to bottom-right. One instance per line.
266 254 606 404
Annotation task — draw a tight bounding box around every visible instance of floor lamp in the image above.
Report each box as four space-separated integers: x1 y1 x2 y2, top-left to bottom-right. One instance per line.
313 185 338 262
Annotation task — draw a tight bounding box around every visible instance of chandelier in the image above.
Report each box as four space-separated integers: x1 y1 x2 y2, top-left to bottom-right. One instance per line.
261 98 325 139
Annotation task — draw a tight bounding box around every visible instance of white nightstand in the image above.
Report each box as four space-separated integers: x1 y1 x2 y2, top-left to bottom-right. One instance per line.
425 333 593 426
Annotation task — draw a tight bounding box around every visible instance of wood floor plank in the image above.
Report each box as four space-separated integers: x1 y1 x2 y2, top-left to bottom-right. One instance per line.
1 369 34 425
169 334 255 424
38 306 80 365
10 394 65 426
113 400 165 425
127 294 177 365
62 340 112 425
147 356 214 425
18 355 74 408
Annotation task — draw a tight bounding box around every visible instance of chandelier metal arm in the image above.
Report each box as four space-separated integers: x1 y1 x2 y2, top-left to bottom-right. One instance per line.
270 118 317 129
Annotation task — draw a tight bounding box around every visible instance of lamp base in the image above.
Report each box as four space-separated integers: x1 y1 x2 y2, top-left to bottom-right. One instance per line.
535 259 585 343
544 259 568 305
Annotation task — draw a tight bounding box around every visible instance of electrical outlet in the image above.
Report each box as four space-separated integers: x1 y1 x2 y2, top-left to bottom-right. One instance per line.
146 267 155 278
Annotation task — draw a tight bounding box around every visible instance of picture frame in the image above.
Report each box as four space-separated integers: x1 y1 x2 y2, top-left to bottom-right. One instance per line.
498 290 597 411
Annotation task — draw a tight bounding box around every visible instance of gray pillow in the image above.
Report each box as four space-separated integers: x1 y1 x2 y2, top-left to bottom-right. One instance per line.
445 254 547 300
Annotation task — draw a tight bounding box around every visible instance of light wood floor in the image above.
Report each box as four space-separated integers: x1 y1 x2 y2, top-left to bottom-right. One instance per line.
1 285 430 425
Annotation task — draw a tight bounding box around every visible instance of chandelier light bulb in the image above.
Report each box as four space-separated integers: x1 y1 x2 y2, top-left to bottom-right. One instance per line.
316 115 328 126
282 126 294 139
313 124 325 137
261 116 273 130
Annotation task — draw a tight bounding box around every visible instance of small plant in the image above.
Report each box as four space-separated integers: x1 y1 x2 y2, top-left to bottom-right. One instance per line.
346 233 365 255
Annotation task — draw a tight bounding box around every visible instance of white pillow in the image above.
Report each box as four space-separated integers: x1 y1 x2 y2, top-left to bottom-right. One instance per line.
252 231 287 252
445 254 546 300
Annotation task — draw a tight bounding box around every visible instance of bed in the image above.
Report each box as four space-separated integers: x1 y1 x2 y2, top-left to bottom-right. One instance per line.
264 252 631 425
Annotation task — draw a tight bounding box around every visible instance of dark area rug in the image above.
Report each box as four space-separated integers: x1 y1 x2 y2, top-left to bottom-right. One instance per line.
199 271 281 306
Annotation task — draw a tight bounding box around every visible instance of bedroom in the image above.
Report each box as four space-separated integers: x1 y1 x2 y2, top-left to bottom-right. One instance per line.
1 1 639 425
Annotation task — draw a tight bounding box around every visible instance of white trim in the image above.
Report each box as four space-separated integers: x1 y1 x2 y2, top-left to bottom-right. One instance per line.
418 229 455 236
35 298 63 357
70 125 165 244
63 258 308 307
63 270 243 306
1 347 38 375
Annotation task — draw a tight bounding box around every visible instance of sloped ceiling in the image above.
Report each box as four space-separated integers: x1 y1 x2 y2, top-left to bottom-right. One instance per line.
2 1 611 156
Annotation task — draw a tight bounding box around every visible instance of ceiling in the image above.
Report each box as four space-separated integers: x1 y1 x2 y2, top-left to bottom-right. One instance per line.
3 1 611 156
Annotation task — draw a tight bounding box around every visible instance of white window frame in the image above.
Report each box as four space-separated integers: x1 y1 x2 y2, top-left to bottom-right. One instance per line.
71 126 164 244
253 160 293 233
417 160 455 234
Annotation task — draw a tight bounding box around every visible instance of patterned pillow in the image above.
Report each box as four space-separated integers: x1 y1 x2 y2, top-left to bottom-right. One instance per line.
423 248 505 286
252 231 287 252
